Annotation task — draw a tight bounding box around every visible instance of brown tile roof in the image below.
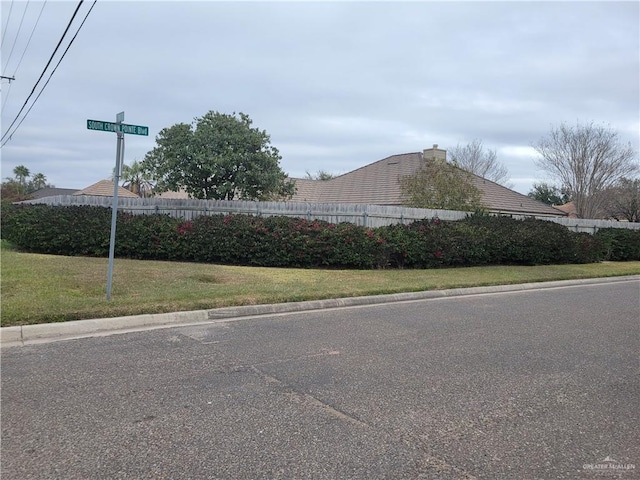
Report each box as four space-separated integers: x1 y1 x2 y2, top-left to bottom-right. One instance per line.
73 180 140 198
554 202 578 217
290 150 566 217
156 188 190 199
29 187 79 199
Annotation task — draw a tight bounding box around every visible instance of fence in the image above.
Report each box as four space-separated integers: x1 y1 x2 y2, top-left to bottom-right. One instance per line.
22 195 640 234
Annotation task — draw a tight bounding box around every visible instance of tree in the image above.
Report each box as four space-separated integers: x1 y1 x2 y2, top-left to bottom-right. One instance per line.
448 139 511 186
121 160 155 197
1 167 51 200
602 177 640 222
533 121 639 219
400 157 485 211
0 181 25 202
305 169 335 181
12 165 30 194
527 182 571 206
142 111 296 200
30 173 48 191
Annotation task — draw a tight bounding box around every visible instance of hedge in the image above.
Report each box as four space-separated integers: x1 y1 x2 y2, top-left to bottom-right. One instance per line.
595 228 640 261
1 203 626 268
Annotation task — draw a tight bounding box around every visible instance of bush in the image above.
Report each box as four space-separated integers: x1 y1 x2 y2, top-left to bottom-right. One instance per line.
116 213 183 260
1 204 111 256
595 228 640 261
183 215 385 268
457 215 603 265
0 205 619 269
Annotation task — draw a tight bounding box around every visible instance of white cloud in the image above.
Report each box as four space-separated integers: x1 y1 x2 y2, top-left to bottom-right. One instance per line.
1 1 638 194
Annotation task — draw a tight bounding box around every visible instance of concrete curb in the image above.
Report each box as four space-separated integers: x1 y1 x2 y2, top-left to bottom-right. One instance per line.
2 275 638 348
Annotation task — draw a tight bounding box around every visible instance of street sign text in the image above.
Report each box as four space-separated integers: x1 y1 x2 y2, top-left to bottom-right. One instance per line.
87 119 149 136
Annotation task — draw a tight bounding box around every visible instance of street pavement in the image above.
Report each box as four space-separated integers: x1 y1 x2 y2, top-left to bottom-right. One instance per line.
1 279 639 479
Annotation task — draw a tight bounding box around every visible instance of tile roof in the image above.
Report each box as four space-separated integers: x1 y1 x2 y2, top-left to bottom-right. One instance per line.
29 187 79 199
290 149 566 217
554 202 578 217
73 180 140 198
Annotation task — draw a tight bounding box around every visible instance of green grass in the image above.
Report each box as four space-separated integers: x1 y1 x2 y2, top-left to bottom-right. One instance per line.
2 240 639 326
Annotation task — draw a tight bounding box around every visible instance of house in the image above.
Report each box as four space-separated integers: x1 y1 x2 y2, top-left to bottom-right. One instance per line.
28 187 79 199
30 180 140 199
289 145 566 217
73 180 140 198
554 202 578 218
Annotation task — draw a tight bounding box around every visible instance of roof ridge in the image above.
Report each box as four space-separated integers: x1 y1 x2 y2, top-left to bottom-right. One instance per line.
328 152 422 181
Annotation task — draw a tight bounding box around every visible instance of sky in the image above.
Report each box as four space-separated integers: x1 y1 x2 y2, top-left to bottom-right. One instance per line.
1 0 639 195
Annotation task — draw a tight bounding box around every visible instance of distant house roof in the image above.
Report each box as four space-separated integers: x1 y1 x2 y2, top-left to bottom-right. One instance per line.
156 188 190 199
29 187 79 199
554 202 578 218
73 180 140 198
289 147 566 217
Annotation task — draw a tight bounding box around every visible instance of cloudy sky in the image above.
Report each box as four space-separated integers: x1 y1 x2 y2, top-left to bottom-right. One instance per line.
1 0 638 195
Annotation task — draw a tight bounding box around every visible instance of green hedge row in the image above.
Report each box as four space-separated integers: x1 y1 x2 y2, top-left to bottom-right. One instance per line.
2 203 638 268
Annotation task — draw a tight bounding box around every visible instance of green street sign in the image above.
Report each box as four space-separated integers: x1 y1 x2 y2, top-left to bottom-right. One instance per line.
87 119 149 136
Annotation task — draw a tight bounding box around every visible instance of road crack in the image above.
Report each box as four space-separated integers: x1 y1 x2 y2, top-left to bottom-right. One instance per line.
249 365 370 429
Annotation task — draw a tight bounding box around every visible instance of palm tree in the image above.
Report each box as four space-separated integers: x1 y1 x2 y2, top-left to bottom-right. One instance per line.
121 160 155 197
30 172 48 191
12 165 30 194
13 165 30 185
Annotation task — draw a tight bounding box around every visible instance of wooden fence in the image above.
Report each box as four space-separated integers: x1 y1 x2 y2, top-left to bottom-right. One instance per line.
22 195 640 234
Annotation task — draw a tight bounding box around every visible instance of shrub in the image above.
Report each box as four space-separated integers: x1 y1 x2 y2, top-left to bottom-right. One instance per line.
116 213 183 260
0 205 616 268
1 204 111 256
183 215 385 268
457 214 603 265
595 228 640 261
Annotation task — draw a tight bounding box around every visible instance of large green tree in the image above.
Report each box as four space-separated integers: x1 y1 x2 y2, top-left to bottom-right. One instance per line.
142 111 295 200
400 157 485 211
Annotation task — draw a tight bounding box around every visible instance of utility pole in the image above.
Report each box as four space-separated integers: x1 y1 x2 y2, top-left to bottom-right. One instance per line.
0 75 15 82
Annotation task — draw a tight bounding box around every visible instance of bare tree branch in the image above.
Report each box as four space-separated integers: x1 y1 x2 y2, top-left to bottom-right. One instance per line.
533 121 639 219
448 139 511 186
601 177 640 222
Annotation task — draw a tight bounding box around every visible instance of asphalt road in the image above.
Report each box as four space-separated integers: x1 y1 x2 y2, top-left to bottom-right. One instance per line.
2 279 639 479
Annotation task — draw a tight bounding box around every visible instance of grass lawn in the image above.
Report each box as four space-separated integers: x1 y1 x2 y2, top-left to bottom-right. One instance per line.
2 241 639 326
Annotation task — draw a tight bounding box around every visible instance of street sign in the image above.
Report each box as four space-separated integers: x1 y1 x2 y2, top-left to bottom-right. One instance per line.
87 119 149 136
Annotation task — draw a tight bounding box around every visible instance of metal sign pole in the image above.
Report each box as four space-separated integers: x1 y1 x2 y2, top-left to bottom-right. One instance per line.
106 112 125 300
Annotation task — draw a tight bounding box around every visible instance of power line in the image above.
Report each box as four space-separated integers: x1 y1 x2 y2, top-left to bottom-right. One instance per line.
1 1 97 147
10 1 48 77
2 0 30 72
1 81 14 113
1 0 15 48
2 1 48 114
1 0 84 143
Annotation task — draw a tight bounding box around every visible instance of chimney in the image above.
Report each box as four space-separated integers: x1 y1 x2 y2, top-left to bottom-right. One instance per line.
423 144 447 162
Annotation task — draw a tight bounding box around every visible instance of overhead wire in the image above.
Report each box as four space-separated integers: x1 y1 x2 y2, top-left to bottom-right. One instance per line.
10 1 48 77
1 82 13 113
1 0 97 147
2 0 31 73
1 0 15 48
2 1 48 114
1 0 85 144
